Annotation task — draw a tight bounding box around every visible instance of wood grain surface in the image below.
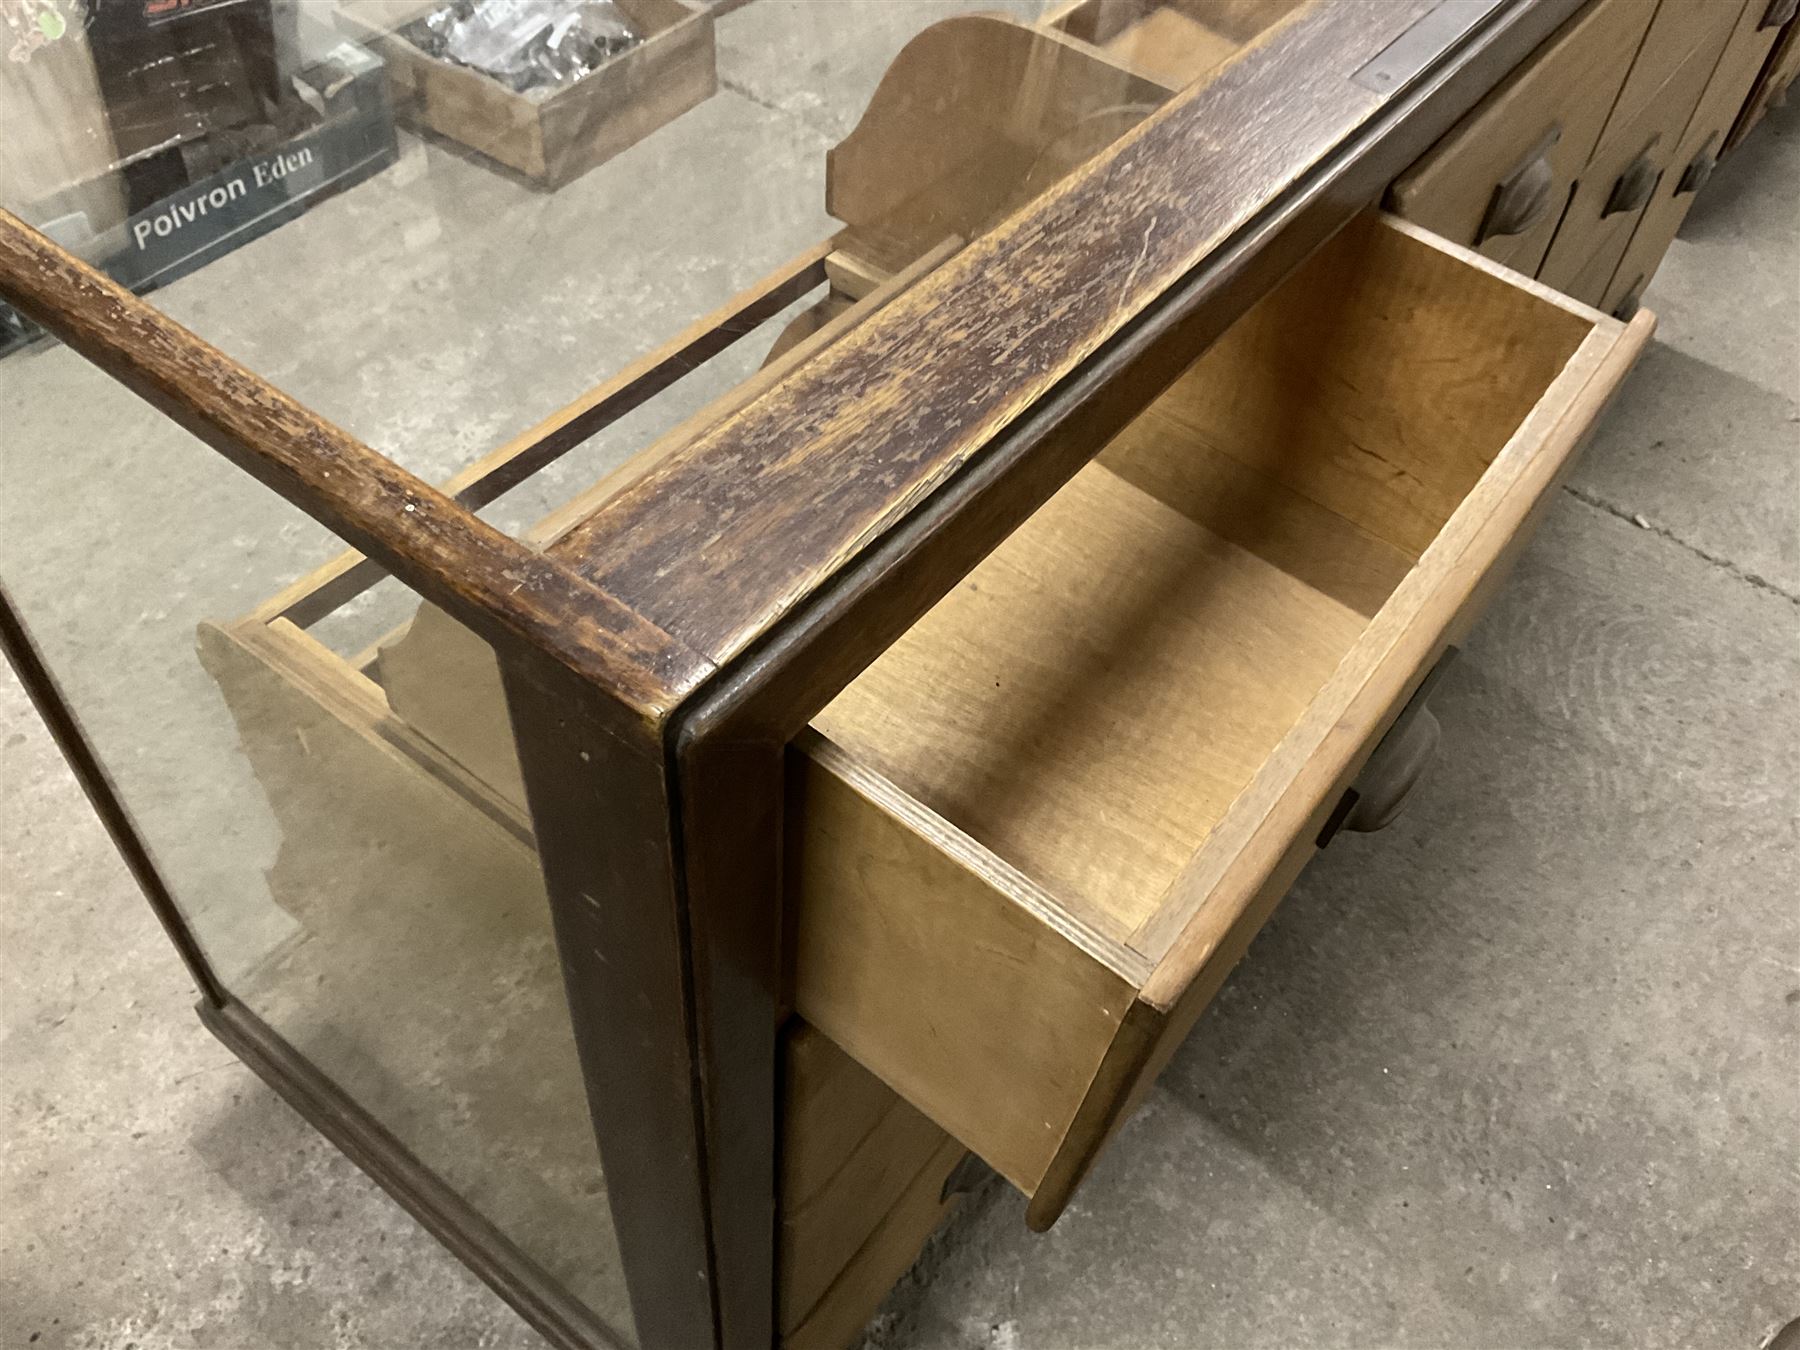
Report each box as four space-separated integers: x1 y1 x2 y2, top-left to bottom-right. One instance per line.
550 0 1455 666
811 462 1366 941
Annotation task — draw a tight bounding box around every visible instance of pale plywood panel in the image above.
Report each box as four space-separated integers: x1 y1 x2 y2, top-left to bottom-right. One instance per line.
812 461 1367 939
1159 213 1593 558
1098 425 1416 618
791 740 1141 1194
376 603 527 809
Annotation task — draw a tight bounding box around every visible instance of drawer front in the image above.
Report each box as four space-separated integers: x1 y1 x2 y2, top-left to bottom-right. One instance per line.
1606 2 1787 314
1035 642 1462 1223
1387 0 1653 275
794 216 1652 1231
780 1022 956 1343
1538 11 1744 304
782 1136 967 1350
1601 0 1748 147
1728 14 1800 149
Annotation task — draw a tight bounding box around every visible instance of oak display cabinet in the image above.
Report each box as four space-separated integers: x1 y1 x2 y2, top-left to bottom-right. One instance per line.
1 2 1652 1348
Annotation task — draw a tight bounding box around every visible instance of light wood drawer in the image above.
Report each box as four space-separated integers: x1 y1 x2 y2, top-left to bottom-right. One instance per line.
780 1022 957 1344
1605 0 1785 315
357 214 1649 1233
1386 0 1653 276
792 213 1650 1227
1537 12 1744 304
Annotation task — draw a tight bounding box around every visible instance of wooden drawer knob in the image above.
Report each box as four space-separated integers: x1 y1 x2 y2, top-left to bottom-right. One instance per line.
1340 704 1442 835
1605 148 1662 217
1676 134 1721 196
1477 126 1561 244
1319 648 1458 846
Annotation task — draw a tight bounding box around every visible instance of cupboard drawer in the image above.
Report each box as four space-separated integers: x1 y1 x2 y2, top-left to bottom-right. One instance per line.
1605 0 1786 315
1537 14 1742 304
1386 0 1653 276
793 214 1649 1227
780 1023 961 1347
355 215 1649 1233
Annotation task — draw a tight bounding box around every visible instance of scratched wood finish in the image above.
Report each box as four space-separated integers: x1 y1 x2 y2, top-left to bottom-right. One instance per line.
0 211 705 732
555 0 1462 666
264 244 832 631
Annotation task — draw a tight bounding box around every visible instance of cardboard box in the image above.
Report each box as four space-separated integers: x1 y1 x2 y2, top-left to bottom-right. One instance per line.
341 0 716 187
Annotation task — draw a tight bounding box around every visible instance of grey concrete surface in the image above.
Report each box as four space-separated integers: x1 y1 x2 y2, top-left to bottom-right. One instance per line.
3 24 1797 1350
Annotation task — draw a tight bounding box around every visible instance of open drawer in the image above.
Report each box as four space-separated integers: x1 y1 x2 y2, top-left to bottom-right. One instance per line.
289 212 1649 1233
790 212 1650 1226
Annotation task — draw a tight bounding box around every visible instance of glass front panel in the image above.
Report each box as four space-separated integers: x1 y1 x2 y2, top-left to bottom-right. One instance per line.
3 0 1312 533
0 357 635 1339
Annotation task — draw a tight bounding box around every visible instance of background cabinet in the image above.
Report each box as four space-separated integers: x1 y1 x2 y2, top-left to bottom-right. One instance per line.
1389 0 1795 313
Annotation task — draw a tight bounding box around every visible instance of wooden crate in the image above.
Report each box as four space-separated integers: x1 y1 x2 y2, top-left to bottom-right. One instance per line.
341 0 715 187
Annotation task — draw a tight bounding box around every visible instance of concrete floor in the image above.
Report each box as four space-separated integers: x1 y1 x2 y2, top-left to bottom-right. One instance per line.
3 26 1797 1350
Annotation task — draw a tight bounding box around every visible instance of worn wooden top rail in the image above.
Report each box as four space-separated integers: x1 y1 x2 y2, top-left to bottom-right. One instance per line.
550 0 1582 687
0 212 706 732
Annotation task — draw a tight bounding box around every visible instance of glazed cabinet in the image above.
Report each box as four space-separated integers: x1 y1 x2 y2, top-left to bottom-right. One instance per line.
1 2 1654 1349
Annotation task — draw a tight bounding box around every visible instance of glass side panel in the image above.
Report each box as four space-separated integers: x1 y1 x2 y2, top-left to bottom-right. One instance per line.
0 350 637 1343
2 0 1310 541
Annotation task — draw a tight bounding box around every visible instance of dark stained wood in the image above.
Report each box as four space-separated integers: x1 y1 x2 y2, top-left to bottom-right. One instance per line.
453 246 832 513
497 649 718 1350
552 0 1585 677
674 721 786 1350
0 211 709 735
274 246 832 630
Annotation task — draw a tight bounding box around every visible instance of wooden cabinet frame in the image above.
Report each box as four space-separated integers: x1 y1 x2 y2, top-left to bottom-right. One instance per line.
0 2 1590 1346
